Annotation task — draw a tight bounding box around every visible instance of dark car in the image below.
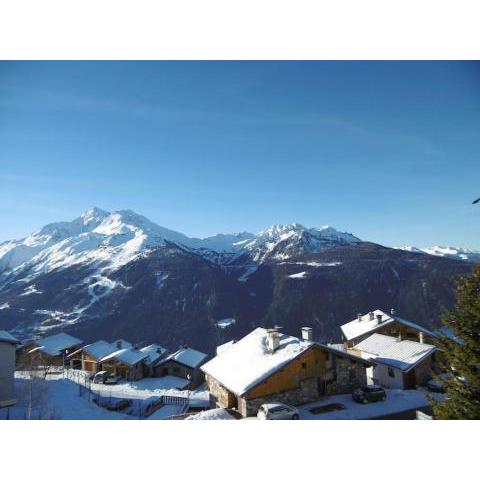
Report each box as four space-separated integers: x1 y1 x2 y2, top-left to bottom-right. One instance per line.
352 385 386 404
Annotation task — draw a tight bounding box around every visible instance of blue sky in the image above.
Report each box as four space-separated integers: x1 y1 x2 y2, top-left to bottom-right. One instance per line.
0 61 479 248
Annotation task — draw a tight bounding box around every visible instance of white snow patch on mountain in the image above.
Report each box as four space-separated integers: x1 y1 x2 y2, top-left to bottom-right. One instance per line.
398 245 480 262
155 272 169 288
0 302 10 310
238 265 258 282
19 285 42 296
288 271 307 279
216 318 236 329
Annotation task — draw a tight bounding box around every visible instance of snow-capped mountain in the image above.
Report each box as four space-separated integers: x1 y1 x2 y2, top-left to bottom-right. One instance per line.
0 209 360 283
398 245 480 263
240 223 361 262
0 207 473 350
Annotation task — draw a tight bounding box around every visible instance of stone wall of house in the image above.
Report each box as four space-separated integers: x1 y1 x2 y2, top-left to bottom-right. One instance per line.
239 377 319 417
205 374 237 409
325 357 367 396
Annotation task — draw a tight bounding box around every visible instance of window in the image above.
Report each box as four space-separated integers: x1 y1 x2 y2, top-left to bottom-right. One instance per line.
388 367 395 378
301 362 307 369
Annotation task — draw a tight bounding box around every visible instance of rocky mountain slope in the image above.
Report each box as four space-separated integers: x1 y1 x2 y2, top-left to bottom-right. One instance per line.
0 208 474 353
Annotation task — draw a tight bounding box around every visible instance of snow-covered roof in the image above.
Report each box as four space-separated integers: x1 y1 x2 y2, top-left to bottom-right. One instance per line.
340 309 437 342
139 344 168 365
354 333 436 372
216 340 236 356
0 330 20 344
158 347 208 369
100 348 148 366
32 332 82 356
81 340 119 359
201 327 313 396
112 339 133 349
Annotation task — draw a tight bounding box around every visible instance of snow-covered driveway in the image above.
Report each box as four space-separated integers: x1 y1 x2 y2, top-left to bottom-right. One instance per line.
298 389 433 420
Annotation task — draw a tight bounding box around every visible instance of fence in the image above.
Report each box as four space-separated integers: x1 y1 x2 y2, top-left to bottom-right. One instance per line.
75 376 189 418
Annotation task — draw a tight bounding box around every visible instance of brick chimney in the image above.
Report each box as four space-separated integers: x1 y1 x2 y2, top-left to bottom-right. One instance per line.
301 327 313 342
267 328 280 354
376 314 383 324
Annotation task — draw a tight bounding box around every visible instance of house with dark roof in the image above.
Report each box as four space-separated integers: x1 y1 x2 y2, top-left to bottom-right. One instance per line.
340 309 439 347
0 331 20 407
201 327 372 417
154 346 208 388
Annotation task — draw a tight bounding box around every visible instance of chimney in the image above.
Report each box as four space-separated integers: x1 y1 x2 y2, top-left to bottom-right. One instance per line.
419 332 424 344
376 314 383 324
390 308 396 316
116 340 122 349
369 312 375 321
398 331 403 341
357 313 362 322
267 328 280 354
301 327 313 342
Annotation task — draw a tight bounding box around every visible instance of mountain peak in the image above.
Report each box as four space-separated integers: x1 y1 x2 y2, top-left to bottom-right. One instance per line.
79 207 110 226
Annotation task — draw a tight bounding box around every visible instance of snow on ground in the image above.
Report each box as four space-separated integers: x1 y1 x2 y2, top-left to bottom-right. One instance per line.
298 389 434 420
216 317 236 329
237 265 258 282
66 370 208 406
185 408 235 420
2 371 210 420
19 284 42 296
288 271 307 279
281 261 342 267
3 373 129 420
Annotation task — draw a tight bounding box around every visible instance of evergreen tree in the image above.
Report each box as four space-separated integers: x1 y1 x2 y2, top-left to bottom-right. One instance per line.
432 265 480 419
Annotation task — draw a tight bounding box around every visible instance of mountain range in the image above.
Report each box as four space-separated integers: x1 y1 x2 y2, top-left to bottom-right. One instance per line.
0 207 475 353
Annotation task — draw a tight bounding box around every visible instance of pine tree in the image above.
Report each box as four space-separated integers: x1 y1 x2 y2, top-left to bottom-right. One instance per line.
432 264 480 419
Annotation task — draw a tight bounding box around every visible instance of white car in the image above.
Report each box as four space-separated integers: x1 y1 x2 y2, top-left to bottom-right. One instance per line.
257 403 300 420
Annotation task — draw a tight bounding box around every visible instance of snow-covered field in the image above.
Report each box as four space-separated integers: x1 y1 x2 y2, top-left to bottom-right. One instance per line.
0 371 209 420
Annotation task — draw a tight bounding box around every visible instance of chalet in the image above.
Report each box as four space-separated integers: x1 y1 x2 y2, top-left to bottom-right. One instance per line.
0 331 20 407
201 327 372 417
99 347 149 381
340 309 438 347
154 346 208 388
67 340 119 372
139 344 168 376
351 333 438 389
26 332 83 367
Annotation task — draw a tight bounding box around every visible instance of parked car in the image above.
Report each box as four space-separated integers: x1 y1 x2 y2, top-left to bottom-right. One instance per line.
257 403 300 420
104 374 121 385
93 371 109 384
352 385 386 404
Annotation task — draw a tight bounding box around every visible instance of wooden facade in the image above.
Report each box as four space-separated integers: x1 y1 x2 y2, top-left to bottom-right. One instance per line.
205 344 369 417
154 359 205 388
